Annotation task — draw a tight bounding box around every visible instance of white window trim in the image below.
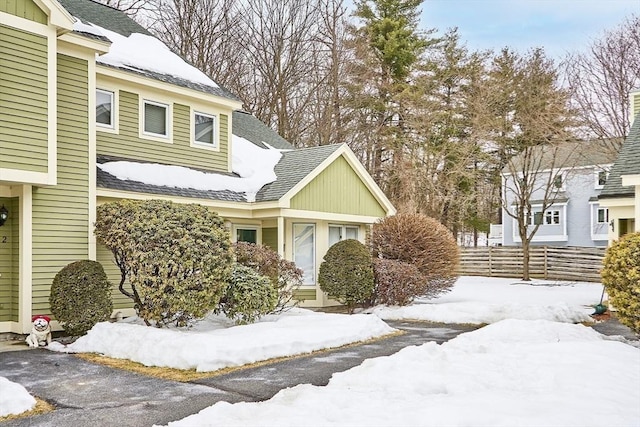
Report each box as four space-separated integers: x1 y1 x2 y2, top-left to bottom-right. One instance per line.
512 203 568 243
232 225 261 244
293 223 316 286
96 88 118 133
589 201 609 241
594 169 610 190
191 109 219 151
328 224 361 244
140 99 172 142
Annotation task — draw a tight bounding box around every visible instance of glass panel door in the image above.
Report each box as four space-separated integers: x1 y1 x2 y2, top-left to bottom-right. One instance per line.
294 224 315 284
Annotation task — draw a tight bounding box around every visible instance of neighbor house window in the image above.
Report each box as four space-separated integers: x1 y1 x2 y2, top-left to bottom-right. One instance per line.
595 170 609 189
96 89 113 127
193 112 217 147
597 208 609 224
328 225 359 247
545 210 560 225
294 223 315 285
552 173 564 191
143 100 169 137
529 212 543 226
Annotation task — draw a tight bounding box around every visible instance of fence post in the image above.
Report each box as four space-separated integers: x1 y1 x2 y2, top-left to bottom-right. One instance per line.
544 246 548 280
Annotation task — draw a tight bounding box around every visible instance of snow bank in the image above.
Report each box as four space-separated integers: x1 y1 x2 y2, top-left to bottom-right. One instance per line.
0 377 36 417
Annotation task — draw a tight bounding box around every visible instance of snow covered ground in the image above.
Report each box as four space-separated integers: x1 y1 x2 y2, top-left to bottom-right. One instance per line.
2 276 638 424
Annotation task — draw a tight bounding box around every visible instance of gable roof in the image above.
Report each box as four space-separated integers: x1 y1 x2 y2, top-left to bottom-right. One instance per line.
504 139 617 174
255 144 342 202
57 0 239 101
599 113 640 199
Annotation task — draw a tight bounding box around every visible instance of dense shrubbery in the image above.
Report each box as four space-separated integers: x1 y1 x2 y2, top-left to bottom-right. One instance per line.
218 264 278 324
94 200 232 327
318 239 374 312
233 242 303 311
370 213 459 302
49 260 113 336
601 232 640 333
372 259 426 306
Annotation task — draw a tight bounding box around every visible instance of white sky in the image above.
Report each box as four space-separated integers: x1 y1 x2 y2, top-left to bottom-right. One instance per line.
5 276 638 424
421 0 639 59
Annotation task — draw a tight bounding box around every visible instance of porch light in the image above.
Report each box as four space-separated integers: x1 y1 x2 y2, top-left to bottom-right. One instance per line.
609 220 615 232
0 205 7 227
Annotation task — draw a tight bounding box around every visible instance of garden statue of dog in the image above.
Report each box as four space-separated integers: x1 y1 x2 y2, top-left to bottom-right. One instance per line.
25 315 52 348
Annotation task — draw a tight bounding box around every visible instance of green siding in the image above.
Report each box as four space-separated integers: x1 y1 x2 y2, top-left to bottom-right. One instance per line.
293 288 316 302
30 54 90 315
262 228 277 251
11 198 19 320
0 25 49 173
634 92 640 119
97 243 133 310
290 156 386 217
0 197 17 321
96 91 230 171
0 0 47 24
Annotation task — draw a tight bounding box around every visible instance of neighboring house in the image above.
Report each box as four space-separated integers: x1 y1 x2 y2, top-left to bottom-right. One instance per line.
500 140 616 247
0 0 395 334
599 90 640 241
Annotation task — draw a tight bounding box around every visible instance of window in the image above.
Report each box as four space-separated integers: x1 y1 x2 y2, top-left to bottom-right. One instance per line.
597 208 609 224
193 112 217 147
328 225 359 247
96 89 113 127
552 173 564 191
595 170 609 189
143 100 169 137
294 224 315 285
545 210 560 225
236 228 257 243
532 212 543 225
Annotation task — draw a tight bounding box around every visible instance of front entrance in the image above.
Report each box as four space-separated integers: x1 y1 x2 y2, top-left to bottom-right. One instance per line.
619 218 636 237
0 197 17 323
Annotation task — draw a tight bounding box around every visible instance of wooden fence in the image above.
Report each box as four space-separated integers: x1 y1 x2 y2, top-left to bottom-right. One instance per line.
459 246 606 282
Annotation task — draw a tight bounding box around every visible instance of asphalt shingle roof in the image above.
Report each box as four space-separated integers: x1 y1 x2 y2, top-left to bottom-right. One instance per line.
232 111 294 150
599 113 640 199
57 0 239 102
255 144 343 202
96 155 246 202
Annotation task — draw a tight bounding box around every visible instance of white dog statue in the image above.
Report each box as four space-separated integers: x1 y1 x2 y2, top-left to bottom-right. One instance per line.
25 315 52 348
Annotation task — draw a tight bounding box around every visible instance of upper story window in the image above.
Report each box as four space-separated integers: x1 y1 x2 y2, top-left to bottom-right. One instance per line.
193 111 217 148
552 173 564 191
143 100 169 138
96 89 114 128
595 170 609 189
545 210 560 225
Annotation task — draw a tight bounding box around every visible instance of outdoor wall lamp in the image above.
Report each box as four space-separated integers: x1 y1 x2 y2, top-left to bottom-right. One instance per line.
609 219 615 232
0 205 8 227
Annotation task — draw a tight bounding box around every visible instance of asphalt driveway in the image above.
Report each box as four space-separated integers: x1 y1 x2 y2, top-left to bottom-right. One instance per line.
0 321 475 427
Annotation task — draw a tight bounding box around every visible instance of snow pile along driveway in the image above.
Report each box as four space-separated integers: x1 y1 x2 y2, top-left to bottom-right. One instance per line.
161 319 640 427
52 311 396 372
0 377 36 417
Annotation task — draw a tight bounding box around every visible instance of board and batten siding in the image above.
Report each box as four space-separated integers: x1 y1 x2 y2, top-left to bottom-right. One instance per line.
96 91 230 172
0 0 47 23
290 156 386 217
0 24 49 173
30 54 90 315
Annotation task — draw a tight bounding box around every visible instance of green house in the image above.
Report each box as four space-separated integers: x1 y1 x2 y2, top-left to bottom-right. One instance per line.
0 0 395 334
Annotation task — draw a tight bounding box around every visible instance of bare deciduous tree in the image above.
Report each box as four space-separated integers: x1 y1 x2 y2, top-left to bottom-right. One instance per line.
564 14 640 151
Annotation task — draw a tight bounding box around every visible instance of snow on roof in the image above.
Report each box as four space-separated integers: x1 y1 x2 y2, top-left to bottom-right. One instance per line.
97 135 284 202
74 19 219 89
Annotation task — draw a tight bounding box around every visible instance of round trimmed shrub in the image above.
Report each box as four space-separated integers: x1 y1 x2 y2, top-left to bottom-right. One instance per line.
601 232 640 333
95 199 232 327
318 239 374 312
370 213 459 299
233 242 303 312
373 259 426 306
218 264 278 324
49 260 113 336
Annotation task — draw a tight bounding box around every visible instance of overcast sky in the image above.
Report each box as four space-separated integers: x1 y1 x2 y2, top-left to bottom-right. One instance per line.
420 0 638 59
